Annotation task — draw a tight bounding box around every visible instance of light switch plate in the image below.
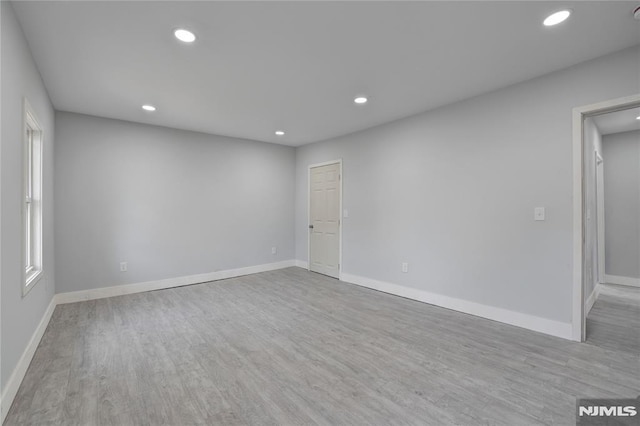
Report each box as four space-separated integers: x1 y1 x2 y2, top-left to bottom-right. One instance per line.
534 207 545 221
343 209 349 218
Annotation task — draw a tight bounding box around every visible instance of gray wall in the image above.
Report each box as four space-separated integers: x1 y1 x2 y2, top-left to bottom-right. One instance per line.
584 117 603 299
55 113 295 293
603 130 640 279
1 2 56 391
295 46 640 324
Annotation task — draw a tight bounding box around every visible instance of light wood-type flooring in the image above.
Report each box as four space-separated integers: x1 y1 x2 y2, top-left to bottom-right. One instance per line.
586 284 640 356
5 268 639 425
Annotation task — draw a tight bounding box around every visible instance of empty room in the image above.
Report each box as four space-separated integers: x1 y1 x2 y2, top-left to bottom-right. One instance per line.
1 1 639 425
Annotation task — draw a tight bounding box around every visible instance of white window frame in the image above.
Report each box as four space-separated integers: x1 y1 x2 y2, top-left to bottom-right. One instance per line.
23 99 44 295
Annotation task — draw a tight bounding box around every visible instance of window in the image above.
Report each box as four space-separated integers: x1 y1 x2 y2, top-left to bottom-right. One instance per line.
23 100 43 295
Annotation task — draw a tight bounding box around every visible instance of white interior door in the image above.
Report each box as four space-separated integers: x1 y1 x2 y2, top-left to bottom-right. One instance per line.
309 162 341 278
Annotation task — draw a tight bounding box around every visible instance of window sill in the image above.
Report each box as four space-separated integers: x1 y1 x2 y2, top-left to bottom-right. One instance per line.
23 269 43 297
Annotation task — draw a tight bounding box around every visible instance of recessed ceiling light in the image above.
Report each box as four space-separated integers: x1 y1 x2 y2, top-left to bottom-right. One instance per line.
142 105 156 111
636 115 640 120
543 10 571 26
174 29 196 43
275 130 285 136
354 96 368 104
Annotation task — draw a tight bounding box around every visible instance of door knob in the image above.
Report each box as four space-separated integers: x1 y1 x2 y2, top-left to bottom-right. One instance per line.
309 225 314 229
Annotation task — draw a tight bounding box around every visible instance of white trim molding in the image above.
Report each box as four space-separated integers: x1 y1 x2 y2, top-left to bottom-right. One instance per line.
604 274 640 288
585 284 601 315
341 272 573 340
1 298 56 424
56 260 296 304
294 260 309 269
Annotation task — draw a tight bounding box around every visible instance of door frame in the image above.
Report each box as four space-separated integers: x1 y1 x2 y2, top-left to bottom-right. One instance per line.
571 93 640 342
307 159 343 279
595 151 605 286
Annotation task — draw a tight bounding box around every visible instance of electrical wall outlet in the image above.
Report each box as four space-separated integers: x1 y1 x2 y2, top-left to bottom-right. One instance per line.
120 262 127 272
271 246 277 255
401 262 409 273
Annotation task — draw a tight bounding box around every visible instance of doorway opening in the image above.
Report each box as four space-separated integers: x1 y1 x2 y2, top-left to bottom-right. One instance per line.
572 94 640 343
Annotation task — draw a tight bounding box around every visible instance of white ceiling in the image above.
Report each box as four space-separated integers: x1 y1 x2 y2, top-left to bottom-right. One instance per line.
12 1 640 146
593 107 640 135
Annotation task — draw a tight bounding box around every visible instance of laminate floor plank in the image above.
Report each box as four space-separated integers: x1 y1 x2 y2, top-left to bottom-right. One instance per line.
586 284 640 356
5 268 640 425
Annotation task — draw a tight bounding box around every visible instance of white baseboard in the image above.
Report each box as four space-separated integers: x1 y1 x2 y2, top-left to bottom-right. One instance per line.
604 274 640 288
585 283 601 315
340 272 573 340
56 260 296 304
294 260 308 269
1 297 56 424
